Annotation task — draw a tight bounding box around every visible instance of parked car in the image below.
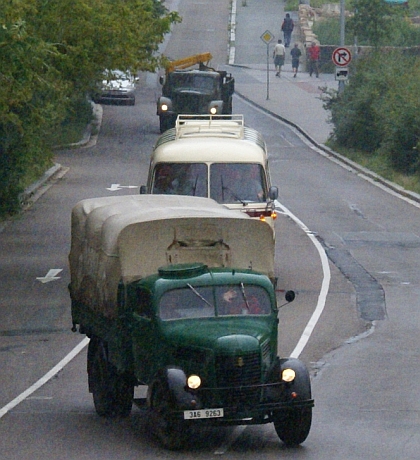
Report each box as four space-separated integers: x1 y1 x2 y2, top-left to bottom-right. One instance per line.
93 70 138 106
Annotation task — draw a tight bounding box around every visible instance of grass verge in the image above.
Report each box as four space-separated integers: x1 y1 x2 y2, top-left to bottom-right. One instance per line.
327 141 420 196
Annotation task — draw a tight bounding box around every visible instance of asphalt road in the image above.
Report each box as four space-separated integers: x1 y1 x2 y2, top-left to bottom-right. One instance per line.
1 0 420 458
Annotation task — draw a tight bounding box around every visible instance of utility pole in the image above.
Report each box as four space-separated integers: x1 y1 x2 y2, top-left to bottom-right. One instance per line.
339 0 346 93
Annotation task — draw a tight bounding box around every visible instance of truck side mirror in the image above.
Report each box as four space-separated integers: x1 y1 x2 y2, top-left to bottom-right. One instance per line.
278 290 296 309
269 186 278 200
285 290 295 303
139 185 147 194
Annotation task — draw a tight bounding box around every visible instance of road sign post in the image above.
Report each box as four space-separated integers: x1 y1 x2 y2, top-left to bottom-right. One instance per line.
335 67 349 81
260 30 275 100
332 47 351 92
332 47 352 67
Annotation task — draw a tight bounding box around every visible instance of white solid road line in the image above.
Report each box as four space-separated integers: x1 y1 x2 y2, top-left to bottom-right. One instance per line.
0 336 90 419
275 201 331 359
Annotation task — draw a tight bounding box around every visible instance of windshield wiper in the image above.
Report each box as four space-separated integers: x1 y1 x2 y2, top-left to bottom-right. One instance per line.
220 176 247 205
192 175 199 196
187 284 214 308
240 282 251 311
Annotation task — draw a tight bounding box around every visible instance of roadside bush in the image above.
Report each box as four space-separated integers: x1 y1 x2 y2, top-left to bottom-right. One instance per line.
376 57 420 173
46 96 94 147
314 18 355 46
0 122 54 216
391 16 420 46
327 51 420 174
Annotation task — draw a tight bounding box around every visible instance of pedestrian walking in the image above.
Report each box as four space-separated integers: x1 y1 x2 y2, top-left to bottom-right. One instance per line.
281 13 294 48
307 41 320 78
273 39 285 77
290 43 302 77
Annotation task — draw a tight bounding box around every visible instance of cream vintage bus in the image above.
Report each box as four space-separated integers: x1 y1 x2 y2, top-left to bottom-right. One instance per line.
140 115 278 227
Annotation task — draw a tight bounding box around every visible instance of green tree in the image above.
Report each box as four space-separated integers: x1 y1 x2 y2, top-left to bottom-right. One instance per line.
347 0 396 47
376 57 420 173
0 0 180 217
0 19 68 215
30 0 180 95
326 51 420 175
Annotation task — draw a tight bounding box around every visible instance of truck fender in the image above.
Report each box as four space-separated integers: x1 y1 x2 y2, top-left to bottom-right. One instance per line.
208 100 223 114
157 96 173 115
147 366 199 410
279 357 312 400
266 357 311 402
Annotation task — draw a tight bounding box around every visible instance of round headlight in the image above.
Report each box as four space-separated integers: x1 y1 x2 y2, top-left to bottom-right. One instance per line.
209 107 217 115
281 368 296 383
161 104 168 111
187 374 201 389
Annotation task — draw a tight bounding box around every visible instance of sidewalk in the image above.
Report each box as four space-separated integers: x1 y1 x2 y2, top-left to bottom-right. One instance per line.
228 0 338 145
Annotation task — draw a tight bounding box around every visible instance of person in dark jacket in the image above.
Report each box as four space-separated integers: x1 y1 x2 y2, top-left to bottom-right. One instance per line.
281 13 294 47
290 43 302 77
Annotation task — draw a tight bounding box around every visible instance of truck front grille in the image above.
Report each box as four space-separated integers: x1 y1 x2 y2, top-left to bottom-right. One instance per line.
174 94 208 113
215 351 261 404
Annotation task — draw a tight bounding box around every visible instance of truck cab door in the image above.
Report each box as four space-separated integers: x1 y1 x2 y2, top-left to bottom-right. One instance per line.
130 288 161 384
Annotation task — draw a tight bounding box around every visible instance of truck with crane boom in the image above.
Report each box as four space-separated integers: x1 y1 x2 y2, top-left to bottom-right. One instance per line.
156 53 235 132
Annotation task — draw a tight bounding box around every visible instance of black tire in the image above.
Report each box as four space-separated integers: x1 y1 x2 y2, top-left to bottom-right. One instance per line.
88 339 134 418
149 383 188 450
273 407 312 446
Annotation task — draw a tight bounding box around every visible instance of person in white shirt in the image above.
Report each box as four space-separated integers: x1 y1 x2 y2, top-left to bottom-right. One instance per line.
273 39 286 77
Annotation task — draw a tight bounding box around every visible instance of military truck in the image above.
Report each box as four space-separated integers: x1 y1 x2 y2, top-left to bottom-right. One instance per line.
156 53 235 132
140 115 279 229
69 195 313 450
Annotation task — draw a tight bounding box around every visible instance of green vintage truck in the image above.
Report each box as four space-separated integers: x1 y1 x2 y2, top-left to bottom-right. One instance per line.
69 195 313 449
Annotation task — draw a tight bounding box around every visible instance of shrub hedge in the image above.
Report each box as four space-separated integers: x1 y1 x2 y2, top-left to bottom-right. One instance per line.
326 50 420 175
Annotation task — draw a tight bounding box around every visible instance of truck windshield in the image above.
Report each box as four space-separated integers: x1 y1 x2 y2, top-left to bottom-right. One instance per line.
159 284 271 320
170 74 217 93
210 163 266 203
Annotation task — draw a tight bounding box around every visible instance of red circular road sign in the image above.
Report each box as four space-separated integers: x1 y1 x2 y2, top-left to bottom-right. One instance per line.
332 47 352 67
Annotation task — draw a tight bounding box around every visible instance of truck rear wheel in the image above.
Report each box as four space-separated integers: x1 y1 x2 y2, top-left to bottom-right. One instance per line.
273 407 312 446
88 338 134 418
149 383 188 450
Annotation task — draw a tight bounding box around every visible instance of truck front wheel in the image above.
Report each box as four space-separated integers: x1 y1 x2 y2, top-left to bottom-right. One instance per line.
149 383 188 450
88 338 134 418
273 407 312 446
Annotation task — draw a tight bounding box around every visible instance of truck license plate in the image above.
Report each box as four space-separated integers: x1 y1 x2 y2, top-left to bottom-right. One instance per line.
184 408 224 420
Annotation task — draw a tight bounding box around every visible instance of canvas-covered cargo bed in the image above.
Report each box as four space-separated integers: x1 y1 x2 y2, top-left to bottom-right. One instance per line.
69 195 275 318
